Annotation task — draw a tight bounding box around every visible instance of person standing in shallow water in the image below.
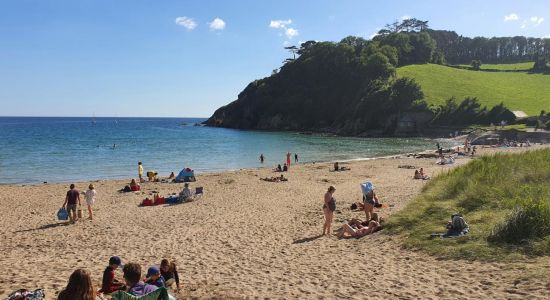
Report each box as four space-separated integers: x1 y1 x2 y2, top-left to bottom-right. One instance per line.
323 186 336 236
286 152 291 167
294 153 298 163
260 154 264 164
138 162 144 182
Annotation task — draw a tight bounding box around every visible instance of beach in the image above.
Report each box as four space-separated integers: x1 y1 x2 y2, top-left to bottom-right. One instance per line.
1 146 550 299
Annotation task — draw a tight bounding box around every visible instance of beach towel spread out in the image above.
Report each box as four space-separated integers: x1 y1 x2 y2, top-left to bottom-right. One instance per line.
5 289 45 300
111 287 172 300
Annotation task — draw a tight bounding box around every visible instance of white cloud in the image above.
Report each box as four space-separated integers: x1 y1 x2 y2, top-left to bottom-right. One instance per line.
530 16 544 26
285 27 299 39
175 16 197 30
400 15 412 21
504 13 519 21
208 18 226 30
521 22 527 29
270 19 292 29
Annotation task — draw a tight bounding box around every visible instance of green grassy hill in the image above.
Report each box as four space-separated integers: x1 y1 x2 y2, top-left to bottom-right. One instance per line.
397 64 550 115
455 62 534 71
386 148 550 261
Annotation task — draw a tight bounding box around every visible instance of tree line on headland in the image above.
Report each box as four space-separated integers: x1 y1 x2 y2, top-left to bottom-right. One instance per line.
206 19 550 135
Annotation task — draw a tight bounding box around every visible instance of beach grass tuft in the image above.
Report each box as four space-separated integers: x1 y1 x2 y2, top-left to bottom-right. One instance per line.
386 148 550 260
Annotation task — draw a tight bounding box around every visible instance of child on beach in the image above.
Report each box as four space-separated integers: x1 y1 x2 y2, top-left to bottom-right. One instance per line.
145 266 166 288
123 263 158 296
160 259 181 291
84 184 96 220
101 256 125 294
57 269 96 300
138 162 144 182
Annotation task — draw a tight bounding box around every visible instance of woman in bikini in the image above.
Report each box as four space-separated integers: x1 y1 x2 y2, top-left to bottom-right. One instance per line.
323 186 336 236
363 189 378 221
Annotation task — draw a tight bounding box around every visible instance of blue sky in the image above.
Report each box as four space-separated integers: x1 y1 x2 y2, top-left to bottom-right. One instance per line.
1 0 549 117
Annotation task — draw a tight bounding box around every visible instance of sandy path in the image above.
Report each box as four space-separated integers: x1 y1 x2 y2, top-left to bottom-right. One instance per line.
1 146 550 299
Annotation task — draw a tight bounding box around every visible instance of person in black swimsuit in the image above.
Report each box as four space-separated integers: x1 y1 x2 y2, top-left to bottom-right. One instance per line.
323 186 336 236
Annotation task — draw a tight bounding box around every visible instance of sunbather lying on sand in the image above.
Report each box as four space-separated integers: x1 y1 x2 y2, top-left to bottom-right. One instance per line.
260 175 288 182
337 213 383 238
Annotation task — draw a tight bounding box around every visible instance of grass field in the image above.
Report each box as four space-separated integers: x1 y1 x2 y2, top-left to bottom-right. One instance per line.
455 62 535 71
397 64 550 115
386 148 550 261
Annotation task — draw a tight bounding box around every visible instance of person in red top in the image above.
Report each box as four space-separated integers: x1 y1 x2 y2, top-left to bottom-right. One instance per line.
286 152 291 167
101 256 125 294
62 184 81 223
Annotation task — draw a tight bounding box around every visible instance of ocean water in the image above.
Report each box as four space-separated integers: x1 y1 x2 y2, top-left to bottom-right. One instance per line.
0 117 455 184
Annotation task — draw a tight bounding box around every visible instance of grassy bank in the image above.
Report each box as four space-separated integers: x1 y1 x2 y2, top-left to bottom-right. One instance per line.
386 148 550 261
397 64 550 115
455 62 535 71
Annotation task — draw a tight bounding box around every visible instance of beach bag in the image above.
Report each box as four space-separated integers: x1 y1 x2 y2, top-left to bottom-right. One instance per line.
141 198 153 207
57 208 68 221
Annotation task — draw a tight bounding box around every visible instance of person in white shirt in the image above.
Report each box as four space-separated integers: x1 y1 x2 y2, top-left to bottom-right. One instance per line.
84 184 97 220
178 183 194 203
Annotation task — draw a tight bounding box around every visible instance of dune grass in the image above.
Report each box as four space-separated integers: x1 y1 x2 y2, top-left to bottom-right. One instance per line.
397 64 550 116
385 148 550 261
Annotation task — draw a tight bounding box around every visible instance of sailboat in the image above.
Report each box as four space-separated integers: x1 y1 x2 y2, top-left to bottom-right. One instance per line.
92 113 96 125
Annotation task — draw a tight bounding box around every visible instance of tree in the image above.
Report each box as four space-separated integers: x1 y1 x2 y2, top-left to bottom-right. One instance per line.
284 45 298 60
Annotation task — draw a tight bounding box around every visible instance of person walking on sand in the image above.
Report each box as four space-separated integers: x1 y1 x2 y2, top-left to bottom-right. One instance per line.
62 184 81 223
323 186 336 236
84 184 96 220
294 153 298 163
260 154 264 164
286 152 291 167
138 162 144 182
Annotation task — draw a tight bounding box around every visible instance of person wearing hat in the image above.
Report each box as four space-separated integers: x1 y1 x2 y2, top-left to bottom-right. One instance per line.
145 266 165 288
100 256 125 294
84 183 97 220
178 183 194 203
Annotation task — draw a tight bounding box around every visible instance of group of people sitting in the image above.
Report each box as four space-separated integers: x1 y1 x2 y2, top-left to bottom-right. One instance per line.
57 256 180 299
413 168 430 180
273 163 289 172
260 174 288 182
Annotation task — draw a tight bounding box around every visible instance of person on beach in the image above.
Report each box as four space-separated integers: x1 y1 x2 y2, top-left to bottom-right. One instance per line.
337 215 382 238
101 256 125 294
363 188 378 221
294 153 298 163
62 184 81 223
57 269 96 300
129 178 140 191
160 259 181 291
323 186 336 236
145 266 165 288
84 184 96 220
178 183 194 203
138 162 144 182
283 163 288 172
274 164 282 172
334 162 339 171
123 263 158 296
286 152 291 167
168 172 175 179
260 154 264 163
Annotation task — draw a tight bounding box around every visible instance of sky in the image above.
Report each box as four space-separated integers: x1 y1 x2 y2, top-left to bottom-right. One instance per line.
1 0 549 117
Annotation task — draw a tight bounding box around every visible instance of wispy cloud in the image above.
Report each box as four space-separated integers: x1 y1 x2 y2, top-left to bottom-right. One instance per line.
269 19 292 29
400 15 412 21
530 16 544 26
269 19 299 41
504 13 519 21
175 16 197 30
208 18 226 31
285 28 299 39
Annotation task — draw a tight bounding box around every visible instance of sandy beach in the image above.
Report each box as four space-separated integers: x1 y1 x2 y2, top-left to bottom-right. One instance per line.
1 146 550 299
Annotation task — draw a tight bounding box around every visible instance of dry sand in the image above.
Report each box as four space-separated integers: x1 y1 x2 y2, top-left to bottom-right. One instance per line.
1 146 550 299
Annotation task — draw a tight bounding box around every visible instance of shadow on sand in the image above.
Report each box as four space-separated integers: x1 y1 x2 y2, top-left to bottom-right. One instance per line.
292 234 324 244
15 222 71 233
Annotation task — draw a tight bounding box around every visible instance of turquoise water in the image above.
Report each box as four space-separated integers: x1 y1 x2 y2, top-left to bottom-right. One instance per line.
0 117 454 184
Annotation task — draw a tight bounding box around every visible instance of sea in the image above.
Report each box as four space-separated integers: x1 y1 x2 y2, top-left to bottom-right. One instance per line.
0 117 456 184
